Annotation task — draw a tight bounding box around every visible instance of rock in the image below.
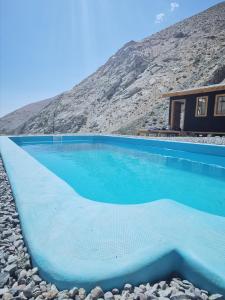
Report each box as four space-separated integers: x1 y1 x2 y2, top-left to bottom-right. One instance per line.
104 291 114 300
0 288 9 296
149 284 158 294
170 292 194 300
200 294 209 300
112 289 120 295
3 292 13 300
24 260 31 270
84 294 92 300
15 284 26 293
10 286 19 297
0 251 5 260
4 263 17 275
124 284 133 292
57 290 69 299
193 288 202 297
171 281 184 292
209 295 224 300
158 281 167 290
36 296 45 300
139 285 147 293
201 290 209 295
184 291 197 299
50 284 58 291
7 254 17 264
19 291 30 300
90 287 103 300
137 294 147 300
0 272 10 288
14 239 23 248
32 287 42 298
121 291 130 300
18 269 27 282
43 289 58 300
31 267 38 275
23 285 33 298
182 280 192 286
174 31 188 38
79 288 87 300
134 287 143 294
158 288 172 298
145 291 157 300
68 287 79 298
2 230 12 239
39 283 47 293
32 274 42 284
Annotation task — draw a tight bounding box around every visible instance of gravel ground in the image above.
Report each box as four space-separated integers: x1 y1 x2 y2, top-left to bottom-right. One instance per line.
143 136 225 145
0 157 224 300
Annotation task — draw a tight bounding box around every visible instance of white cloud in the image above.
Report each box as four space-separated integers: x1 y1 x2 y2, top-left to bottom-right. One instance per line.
155 13 165 24
170 2 179 12
155 2 179 25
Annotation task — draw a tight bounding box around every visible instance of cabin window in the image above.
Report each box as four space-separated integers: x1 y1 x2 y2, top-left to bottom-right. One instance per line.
195 96 208 117
214 94 225 116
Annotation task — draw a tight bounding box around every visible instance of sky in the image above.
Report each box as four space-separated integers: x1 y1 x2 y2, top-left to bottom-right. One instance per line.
0 0 223 117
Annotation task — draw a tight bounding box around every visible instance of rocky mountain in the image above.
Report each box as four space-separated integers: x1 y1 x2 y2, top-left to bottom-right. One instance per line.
1 1 225 135
0 97 53 135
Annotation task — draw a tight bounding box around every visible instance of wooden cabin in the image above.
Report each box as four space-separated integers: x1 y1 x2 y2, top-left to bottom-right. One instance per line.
162 84 225 134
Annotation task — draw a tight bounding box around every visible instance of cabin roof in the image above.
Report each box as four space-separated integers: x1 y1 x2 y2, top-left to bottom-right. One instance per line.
162 83 225 98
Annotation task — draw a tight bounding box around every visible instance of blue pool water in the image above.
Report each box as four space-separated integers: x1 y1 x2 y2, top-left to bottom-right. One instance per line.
19 139 225 217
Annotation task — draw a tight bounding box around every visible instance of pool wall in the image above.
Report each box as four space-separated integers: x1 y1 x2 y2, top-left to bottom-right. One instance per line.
10 134 225 156
0 135 225 294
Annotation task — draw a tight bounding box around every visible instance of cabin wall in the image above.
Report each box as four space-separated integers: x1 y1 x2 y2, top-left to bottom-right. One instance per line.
170 90 225 132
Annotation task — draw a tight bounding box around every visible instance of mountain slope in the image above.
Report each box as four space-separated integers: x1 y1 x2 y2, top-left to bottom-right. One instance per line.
0 97 54 134
1 1 225 135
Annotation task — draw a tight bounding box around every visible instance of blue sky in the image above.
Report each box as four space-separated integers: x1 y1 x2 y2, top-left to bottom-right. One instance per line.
0 0 222 116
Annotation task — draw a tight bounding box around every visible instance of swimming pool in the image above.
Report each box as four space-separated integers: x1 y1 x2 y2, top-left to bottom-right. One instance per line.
1 135 225 294
17 137 225 216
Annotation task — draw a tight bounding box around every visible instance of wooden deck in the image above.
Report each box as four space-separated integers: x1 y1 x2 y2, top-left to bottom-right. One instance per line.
138 129 181 136
137 129 225 137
